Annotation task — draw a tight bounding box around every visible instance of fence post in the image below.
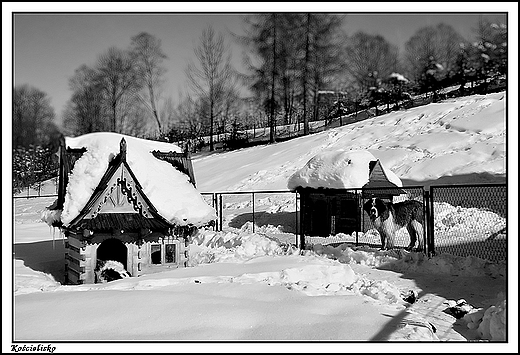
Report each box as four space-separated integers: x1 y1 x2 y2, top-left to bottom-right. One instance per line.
427 188 435 257
252 192 255 233
299 192 305 251
295 192 299 246
356 191 360 247
212 193 218 231
219 194 223 232
423 190 431 256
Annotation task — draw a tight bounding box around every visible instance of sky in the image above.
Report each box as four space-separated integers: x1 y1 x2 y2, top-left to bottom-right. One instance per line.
7 92 516 350
5 3 514 124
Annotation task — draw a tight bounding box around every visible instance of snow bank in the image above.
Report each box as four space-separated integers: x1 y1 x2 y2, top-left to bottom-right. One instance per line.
59 132 216 227
311 243 401 267
384 252 506 278
287 149 402 190
303 238 506 279
433 202 506 241
14 260 60 295
189 226 286 265
462 293 507 341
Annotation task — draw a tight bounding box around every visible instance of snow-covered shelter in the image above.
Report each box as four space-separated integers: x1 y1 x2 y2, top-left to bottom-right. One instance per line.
287 150 404 239
43 132 216 284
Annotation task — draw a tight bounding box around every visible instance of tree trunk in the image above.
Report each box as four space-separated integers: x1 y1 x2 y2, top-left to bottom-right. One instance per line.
303 13 311 136
210 99 214 151
148 83 162 133
269 14 277 144
112 101 117 132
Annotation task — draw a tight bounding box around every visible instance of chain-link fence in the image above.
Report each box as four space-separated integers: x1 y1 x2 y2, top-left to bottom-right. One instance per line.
299 186 427 251
201 184 507 262
201 191 299 246
15 182 506 262
430 184 507 262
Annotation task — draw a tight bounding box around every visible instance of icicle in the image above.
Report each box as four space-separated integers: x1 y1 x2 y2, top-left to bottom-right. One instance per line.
51 225 55 249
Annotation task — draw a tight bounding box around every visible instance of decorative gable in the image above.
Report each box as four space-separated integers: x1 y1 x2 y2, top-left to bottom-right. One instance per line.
67 138 172 230
89 163 154 218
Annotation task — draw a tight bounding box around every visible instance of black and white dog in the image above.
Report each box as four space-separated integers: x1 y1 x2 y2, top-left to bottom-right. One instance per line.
363 198 424 251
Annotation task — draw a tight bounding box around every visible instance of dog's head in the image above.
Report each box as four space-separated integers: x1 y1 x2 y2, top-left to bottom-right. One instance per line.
363 197 387 220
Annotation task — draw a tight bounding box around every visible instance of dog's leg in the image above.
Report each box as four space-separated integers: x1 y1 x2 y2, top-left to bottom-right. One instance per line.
406 224 417 251
384 220 396 250
386 237 395 249
412 220 424 252
380 231 387 250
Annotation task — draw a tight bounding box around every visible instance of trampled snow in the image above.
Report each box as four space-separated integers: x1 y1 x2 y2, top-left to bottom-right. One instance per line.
8 92 516 351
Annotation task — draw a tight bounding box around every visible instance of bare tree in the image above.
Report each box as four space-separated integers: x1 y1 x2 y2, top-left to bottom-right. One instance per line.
471 17 508 87
238 14 344 137
129 32 168 134
238 14 281 143
96 46 142 132
307 14 345 125
404 23 464 87
302 13 311 135
186 26 235 151
13 84 56 148
63 65 107 135
345 32 399 92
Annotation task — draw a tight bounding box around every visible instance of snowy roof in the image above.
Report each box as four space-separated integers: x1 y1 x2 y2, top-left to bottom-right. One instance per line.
59 132 216 227
287 150 402 190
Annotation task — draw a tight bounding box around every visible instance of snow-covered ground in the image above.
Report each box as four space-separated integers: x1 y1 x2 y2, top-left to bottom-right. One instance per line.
193 92 506 191
6 92 517 352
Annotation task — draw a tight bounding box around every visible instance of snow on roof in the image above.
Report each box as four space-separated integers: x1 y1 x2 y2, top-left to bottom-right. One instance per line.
287 150 402 190
60 132 216 227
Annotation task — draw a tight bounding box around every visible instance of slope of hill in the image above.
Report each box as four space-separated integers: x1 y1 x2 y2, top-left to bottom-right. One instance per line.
192 92 506 192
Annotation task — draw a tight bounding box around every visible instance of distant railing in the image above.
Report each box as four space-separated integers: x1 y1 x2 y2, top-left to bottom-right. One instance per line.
13 176 59 199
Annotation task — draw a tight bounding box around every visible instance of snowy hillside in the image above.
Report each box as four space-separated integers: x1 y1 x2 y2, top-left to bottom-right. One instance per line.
8 92 515 350
192 92 506 191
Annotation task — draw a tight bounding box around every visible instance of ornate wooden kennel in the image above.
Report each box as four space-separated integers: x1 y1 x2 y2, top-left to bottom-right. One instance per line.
51 135 207 284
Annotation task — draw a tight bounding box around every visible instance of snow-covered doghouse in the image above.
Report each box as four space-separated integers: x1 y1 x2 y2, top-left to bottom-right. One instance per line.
287 150 404 240
42 132 216 284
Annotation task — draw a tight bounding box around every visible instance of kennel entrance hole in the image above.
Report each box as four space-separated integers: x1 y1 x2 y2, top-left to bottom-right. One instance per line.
96 238 128 270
